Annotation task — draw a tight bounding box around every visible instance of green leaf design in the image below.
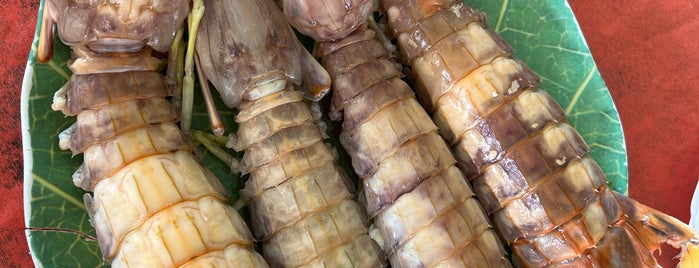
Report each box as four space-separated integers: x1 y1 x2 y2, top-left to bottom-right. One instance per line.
468 0 628 194
26 21 108 268
22 0 628 266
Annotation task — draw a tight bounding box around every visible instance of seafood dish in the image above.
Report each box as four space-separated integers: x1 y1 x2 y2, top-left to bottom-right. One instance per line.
194 0 385 266
378 0 698 266
28 0 268 266
22 0 698 267
282 0 510 266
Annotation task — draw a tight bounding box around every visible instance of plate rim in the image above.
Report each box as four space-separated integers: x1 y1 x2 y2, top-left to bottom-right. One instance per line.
21 59 43 268
22 0 45 266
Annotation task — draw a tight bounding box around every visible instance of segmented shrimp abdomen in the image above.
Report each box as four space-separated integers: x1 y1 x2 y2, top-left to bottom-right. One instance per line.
60 70 267 267
236 88 385 267
381 0 697 266
194 0 386 266
48 0 269 266
309 20 510 266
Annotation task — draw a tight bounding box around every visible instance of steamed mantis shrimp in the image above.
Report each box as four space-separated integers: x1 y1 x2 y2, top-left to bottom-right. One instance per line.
377 0 699 266
36 0 268 266
193 0 385 266
281 0 510 266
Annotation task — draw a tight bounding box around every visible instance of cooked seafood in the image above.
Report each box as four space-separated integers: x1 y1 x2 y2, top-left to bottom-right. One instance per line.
378 0 698 266
282 0 510 267
38 0 267 266
194 0 385 266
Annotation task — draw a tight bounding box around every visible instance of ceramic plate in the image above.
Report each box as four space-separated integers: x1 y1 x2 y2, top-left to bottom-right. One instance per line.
22 0 627 266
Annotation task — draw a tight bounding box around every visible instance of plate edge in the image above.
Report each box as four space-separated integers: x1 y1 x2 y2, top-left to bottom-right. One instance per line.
21 60 44 268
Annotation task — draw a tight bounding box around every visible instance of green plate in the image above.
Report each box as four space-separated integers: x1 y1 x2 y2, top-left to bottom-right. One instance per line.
22 0 627 266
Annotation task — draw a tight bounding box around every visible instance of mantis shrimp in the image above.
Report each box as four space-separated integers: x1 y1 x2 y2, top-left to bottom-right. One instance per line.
377 0 699 266
37 0 268 266
193 0 385 266
281 0 510 266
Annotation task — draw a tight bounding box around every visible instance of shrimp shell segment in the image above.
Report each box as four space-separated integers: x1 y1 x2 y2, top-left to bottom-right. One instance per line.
379 0 698 266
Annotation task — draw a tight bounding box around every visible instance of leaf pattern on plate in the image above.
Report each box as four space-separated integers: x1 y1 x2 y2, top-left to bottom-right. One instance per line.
26 29 108 267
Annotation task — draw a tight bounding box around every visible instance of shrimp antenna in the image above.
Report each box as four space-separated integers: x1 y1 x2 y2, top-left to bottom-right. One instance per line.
195 51 225 136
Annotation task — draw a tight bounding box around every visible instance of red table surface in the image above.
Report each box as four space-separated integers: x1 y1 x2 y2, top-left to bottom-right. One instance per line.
1 0 696 267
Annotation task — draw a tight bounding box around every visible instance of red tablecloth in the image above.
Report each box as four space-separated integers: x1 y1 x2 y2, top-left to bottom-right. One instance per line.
1 0 696 267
